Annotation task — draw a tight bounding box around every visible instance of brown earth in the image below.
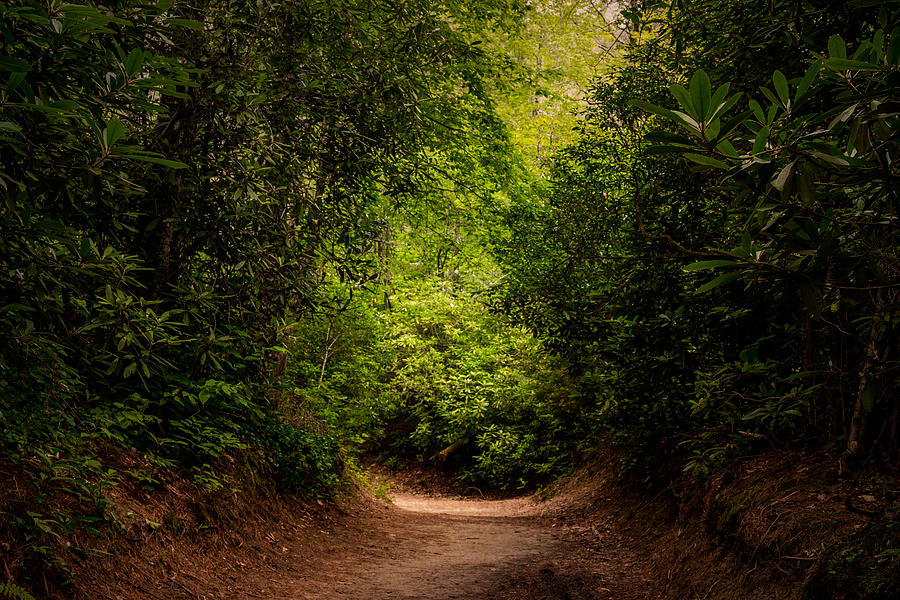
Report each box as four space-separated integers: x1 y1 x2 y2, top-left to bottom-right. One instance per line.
11 448 896 599
59 485 658 600
285 492 654 600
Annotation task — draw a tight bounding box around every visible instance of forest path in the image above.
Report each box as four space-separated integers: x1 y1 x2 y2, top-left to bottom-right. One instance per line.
283 493 655 600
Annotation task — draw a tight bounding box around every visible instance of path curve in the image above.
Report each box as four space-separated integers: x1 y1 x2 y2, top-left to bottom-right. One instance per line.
288 494 653 600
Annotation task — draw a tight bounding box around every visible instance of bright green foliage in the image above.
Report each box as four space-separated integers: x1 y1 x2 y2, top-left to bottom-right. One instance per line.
288 273 575 489
489 0 622 167
372 277 574 487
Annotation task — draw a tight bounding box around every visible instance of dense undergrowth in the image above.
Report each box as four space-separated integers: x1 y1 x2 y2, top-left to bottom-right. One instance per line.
0 0 530 588
1 0 898 596
290 276 577 489
500 0 899 483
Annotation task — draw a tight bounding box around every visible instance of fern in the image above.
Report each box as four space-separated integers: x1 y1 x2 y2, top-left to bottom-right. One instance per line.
0 581 35 600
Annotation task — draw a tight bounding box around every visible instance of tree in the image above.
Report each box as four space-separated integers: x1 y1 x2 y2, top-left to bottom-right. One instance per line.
497 0 899 477
0 0 528 579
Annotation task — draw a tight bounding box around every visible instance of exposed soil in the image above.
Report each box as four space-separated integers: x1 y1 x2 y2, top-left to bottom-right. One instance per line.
286 492 655 600
53 474 660 600
15 448 896 599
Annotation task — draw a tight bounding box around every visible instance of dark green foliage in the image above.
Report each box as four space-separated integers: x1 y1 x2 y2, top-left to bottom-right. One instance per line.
0 0 526 582
803 512 900 600
498 0 900 482
251 420 340 495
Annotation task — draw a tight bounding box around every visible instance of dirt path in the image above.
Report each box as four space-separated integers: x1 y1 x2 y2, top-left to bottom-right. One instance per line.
70 457 849 599
285 493 655 600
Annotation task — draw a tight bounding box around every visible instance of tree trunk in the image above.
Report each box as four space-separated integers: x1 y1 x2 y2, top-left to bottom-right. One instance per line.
847 312 883 462
437 437 470 462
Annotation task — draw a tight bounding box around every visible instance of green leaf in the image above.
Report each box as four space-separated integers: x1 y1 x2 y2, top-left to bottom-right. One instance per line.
696 272 740 294
644 144 693 155
772 70 789 106
6 70 26 92
772 161 795 191
752 126 770 154
709 82 731 116
684 153 730 169
797 166 816 205
828 34 847 59
102 120 127 149
834 103 858 126
872 29 885 63
887 26 900 65
749 99 766 123
669 84 699 121
708 92 742 123
760 87 779 108
716 110 753 141
684 260 739 272
671 111 702 134
689 70 711 120
629 99 677 121
716 139 738 157
0 56 32 72
168 18 205 30
48 100 80 112
123 49 145 77
809 150 850 167
118 153 189 169
645 130 694 145
795 60 822 102
825 57 880 71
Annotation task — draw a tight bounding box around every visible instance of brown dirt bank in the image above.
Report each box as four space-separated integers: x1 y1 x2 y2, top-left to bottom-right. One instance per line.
532 448 899 599
51 486 657 600
5 448 896 599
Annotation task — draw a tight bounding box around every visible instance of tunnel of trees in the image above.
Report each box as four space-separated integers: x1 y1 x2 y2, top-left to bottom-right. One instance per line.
0 0 897 592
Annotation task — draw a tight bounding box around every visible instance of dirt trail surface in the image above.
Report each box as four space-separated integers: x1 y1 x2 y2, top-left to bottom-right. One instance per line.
283 492 655 600
66 453 864 600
